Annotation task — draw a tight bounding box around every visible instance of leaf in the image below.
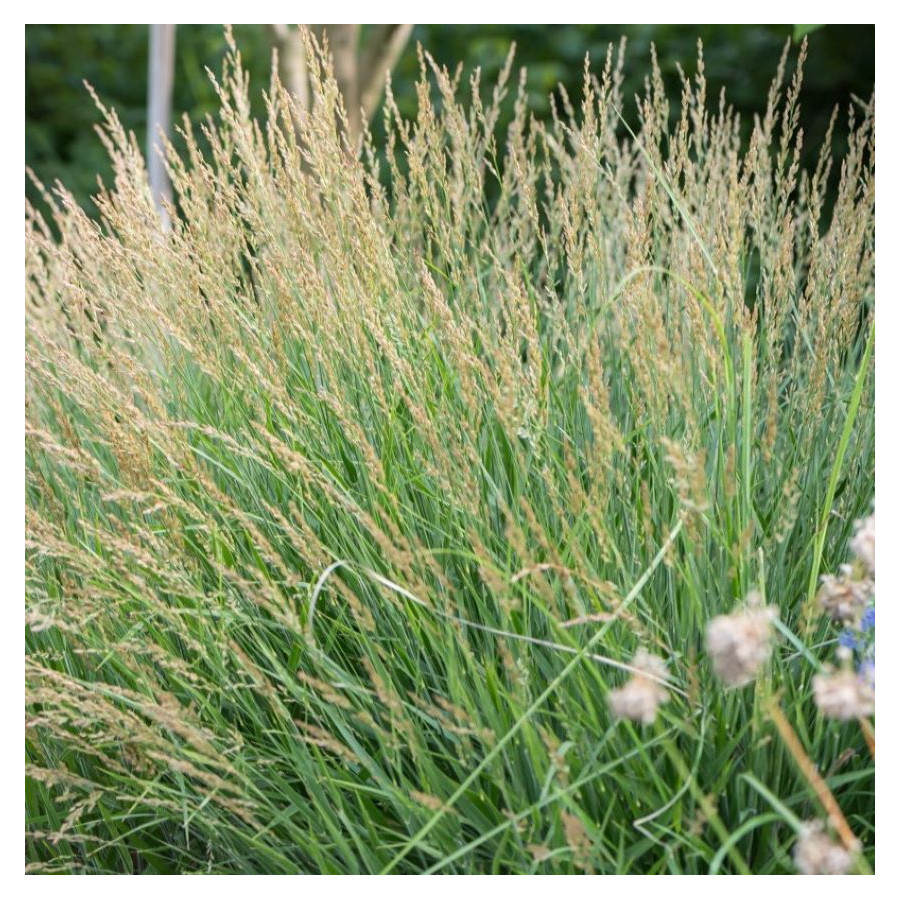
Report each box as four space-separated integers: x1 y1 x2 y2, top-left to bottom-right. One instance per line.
793 25 825 41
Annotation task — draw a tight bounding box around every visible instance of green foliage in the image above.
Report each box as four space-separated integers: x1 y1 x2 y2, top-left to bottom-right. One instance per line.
794 25 826 41
26 24 873 215
25 25 271 213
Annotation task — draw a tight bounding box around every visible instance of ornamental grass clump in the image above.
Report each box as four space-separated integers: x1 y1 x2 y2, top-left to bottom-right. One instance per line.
26 30 874 874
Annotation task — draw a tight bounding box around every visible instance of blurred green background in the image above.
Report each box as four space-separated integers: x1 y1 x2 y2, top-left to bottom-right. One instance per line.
25 24 874 215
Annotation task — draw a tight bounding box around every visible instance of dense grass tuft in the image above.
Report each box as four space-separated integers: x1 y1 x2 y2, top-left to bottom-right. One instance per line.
25 32 874 874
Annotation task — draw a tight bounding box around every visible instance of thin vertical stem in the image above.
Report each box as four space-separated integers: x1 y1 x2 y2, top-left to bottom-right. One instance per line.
148 24 176 229
803 321 875 631
765 698 867 869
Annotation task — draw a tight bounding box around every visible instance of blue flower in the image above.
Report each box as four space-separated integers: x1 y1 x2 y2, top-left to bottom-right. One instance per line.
839 630 859 650
860 658 875 687
861 606 875 631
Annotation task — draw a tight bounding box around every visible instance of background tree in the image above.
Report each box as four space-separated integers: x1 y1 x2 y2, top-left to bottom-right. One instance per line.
269 25 413 141
144 25 412 222
147 24 176 226
26 24 874 220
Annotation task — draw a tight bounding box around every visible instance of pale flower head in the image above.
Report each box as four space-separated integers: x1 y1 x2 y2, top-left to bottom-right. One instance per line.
608 649 670 725
849 512 875 575
793 821 853 875
817 564 873 625
813 667 875 720
705 593 777 687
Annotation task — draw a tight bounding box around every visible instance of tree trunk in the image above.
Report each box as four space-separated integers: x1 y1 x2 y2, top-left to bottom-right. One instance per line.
147 24 176 229
269 23 309 133
269 24 412 146
313 25 361 141
359 24 414 122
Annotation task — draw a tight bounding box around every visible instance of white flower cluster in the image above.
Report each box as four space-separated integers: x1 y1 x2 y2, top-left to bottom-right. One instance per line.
793 821 853 875
607 649 670 725
705 594 776 688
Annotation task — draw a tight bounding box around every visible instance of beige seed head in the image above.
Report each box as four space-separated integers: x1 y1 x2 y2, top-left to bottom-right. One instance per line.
812 668 875 720
608 649 670 725
793 821 853 875
705 596 777 687
816 564 873 625
849 512 875 575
